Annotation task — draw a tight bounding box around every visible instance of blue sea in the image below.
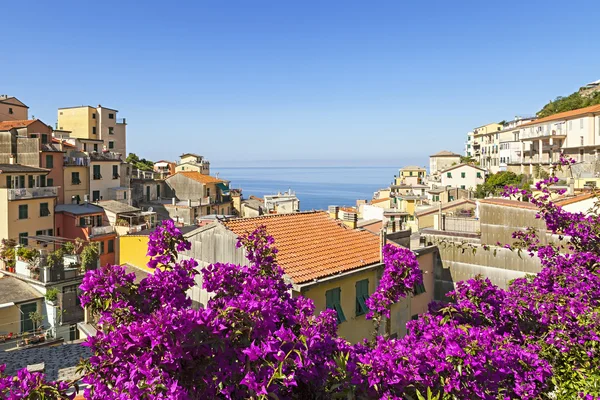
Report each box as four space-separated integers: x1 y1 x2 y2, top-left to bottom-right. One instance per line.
211 167 400 211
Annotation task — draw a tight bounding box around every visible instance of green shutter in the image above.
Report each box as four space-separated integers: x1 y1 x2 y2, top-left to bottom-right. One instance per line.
413 270 426 295
28 175 34 188
447 172 452 178
19 205 28 219
325 288 346 323
40 203 49 217
356 279 369 316
461 172 466 178
46 155 53 168
108 239 114 253
6 176 11 189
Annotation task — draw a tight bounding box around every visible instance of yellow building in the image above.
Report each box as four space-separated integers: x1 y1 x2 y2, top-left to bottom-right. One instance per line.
0 276 43 336
0 164 57 245
175 153 210 174
57 105 127 157
119 234 152 272
396 166 427 186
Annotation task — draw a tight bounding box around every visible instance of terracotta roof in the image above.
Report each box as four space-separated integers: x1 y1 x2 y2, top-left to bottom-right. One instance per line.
478 198 538 210
430 150 461 157
340 207 356 213
0 119 37 130
416 198 476 217
554 192 597 207
371 197 390 204
249 195 264 203
222 212 381 284
51 138 76 148
441 163 486 173
521 104 600 127
172 171 224 184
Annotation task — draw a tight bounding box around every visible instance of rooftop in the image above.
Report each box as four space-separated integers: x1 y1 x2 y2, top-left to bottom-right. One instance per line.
441 163 486 173
0 119 37 131
400 165 427 171
430 150 461 157
127 225 200 236
97 200 140 214
371 197 390 204
180 153 203 159
0 275 44 305
170 171 226 184
221 212 381 284
0 164 49 174
416 198 476 217
55 203 105 215
478 198 538 210
520 104 600 127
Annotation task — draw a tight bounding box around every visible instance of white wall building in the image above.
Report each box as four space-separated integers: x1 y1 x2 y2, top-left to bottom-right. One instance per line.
430 150 461 176
499 141 523 171
264 189 300 214
440 164 486 190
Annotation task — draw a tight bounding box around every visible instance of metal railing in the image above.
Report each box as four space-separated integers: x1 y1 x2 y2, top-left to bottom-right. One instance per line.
7 187 58 200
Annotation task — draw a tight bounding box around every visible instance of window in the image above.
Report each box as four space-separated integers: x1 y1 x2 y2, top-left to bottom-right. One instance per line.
83 143 87 151
80 216 88 227
108 239 114 253
355 279 369 316
28 175 34 188
206 207 210 215
92 127 97 135
40 175 46 187
108 113 114 119
108 141 114 149
19 232 28 246
123 191 127 200
449 195 455 202
460 185 466 190
413 270 426 295
71 172 81 185
45 154 53 168
108 127 114 135
409 171 413 176
112 165 119 179
207 188 211 197
446 172 452 178
325 287 346 323
92 190 100 202
40 203 50 217
8 107 13 114
47 178 53 187
36 230 43 236
156 184 161 198
63 284 81 306
18 204 28 219
48 229 53 236
581 136 584 146
476 172 482 179
461 172 466 178
96 215 102 227
92 113 96 119
93 165 101 180
100 241 105 254
93 144 98 152
41 134 48 144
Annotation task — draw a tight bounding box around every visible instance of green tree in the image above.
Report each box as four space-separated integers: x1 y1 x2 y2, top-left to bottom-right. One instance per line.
475 171 525 198
537 91 600 118
126 153 154 172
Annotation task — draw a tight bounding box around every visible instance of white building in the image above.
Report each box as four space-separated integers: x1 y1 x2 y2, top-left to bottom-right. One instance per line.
440 164 486 190
264 189 300 214
516 104 600 173
465 131 474 157
499 141 522 171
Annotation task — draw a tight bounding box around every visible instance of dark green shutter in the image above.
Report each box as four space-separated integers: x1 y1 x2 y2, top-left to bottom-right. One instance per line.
413 270 426 295
356 279 369 316
28 175 34 188
19 205 28 219
6 176 11 189
326 288 346 323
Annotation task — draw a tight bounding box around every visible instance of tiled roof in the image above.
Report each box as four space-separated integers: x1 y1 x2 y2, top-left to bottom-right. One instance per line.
441 163 486 173
97 200 140 214
416 199 476 217
371 197 390 204
222 212 382 284
0 164 49 174
0 275 43 304
478 198 538 210
400 166 426 171
431 150 461 157
520 104 600 127
173 171 224 184
554 192 597 206
0 119 37 130
52 138 76 148
339 207 356 213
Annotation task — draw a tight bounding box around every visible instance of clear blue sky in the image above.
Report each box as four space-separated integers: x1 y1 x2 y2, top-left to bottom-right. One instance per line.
2 1 599 167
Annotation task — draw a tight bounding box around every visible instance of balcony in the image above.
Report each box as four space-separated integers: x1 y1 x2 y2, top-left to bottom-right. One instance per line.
89 225 115 237
7 187 58 201
117 118 126 124
64 156 90 166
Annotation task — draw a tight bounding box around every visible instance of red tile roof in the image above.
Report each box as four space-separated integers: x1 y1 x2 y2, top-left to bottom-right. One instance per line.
172 171 224 184
371 197 390 204
222 212 381 284
478 198 538 210
0 119 37 130
51 138 76 148
520 104 600 127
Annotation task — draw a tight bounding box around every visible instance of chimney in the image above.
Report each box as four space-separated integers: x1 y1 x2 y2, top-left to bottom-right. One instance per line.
341 210 357 229
187 199 192 207
379 226 388 262
328 205 339 220
172 197 176 205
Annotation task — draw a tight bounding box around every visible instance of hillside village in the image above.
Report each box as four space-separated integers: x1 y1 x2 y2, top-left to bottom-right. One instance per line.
0 83 599 384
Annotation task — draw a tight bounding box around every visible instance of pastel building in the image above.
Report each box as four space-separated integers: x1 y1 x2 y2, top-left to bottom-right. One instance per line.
175 153 210 174
440 164 485 190
0 95 28 121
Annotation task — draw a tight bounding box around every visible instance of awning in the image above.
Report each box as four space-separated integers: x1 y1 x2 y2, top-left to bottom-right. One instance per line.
216 182 230 195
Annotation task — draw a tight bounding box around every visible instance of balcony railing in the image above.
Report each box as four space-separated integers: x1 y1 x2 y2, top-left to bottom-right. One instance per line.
7 187 58 200
117 118 126 124
64 157 90 166
89 225 115 237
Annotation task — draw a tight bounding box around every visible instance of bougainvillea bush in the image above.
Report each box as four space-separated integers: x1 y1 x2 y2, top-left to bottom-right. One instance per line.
1 157 599 399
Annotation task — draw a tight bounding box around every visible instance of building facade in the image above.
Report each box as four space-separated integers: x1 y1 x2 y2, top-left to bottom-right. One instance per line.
429 151 461 176
440 164 485 190
0 96 28 121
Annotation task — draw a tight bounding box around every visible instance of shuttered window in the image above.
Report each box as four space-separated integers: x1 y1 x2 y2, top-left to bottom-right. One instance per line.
413 270 426 295
355 279 369 316
325 288 346 323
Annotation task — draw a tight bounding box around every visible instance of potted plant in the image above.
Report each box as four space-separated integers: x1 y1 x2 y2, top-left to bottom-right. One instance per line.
45 287 59 306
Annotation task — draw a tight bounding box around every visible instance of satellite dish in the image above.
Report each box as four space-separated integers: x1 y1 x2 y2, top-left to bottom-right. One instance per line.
148 207 153 212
